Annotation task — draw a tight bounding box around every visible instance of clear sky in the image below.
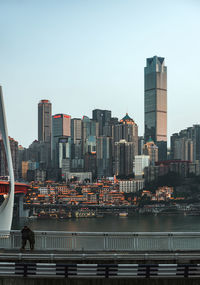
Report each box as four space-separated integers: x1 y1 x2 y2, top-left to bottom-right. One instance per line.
0 0 200 147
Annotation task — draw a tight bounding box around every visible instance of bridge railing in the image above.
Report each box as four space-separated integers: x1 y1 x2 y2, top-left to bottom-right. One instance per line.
0 231 200 251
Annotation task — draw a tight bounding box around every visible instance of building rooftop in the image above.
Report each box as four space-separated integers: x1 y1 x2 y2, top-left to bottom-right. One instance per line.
120 113 135 124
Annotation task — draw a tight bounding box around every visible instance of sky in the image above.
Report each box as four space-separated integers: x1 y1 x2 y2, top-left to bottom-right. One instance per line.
0 0 200 147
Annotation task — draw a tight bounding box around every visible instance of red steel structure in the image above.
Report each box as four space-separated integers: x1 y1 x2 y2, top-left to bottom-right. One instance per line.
0 181 29 195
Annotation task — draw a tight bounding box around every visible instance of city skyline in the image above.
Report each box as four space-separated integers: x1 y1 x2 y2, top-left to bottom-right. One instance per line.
0 0 200 147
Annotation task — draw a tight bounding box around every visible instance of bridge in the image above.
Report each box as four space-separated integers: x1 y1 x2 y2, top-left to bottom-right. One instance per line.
1 231 200 252
0 181 29 195
1 231 200 284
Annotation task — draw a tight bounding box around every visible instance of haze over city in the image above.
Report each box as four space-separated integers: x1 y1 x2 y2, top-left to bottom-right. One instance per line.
0 0 200 147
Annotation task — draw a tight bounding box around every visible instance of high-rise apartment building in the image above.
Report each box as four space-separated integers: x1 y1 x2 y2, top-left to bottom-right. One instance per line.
38 100 52 143
144 56 167 161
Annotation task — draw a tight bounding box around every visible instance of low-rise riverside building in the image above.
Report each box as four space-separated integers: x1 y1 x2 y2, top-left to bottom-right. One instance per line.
119 179 144 193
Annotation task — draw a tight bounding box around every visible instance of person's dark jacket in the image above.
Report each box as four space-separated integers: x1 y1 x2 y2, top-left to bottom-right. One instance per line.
21 227 31 240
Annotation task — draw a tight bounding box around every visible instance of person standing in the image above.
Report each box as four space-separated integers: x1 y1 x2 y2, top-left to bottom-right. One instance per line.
21 226 35 250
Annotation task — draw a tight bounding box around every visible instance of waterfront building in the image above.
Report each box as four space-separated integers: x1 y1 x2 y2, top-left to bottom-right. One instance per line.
92 109 111 136
134 155 150 177
114 139 134 177
143 138 158 165
119 179 144 193
156 186 173 201
144 56 167 161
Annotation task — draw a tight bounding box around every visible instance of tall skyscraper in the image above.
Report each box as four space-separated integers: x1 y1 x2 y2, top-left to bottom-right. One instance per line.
71 118 82 144
144 56 167 161
38 100 52 143
52 114 71 170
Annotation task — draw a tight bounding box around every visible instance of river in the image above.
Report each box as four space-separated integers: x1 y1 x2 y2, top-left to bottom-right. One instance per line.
11 214 200 232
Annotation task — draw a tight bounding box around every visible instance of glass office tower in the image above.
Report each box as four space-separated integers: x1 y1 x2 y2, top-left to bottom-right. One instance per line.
144 56 167 161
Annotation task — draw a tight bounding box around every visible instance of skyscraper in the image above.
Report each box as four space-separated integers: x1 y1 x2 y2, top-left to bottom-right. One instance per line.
144 56 167 161
38 100 52 143
71 118 83 172
37 100 52 168
52 114 71 171
82 116 99 155
96 136 112 177
114 139 134 177
114 113 138 157
92 109 111 136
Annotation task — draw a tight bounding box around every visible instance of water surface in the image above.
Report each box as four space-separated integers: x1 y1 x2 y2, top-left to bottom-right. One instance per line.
12 214 200 232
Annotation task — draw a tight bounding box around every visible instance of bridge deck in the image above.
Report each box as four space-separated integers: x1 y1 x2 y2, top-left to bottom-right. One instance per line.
1 249 200 263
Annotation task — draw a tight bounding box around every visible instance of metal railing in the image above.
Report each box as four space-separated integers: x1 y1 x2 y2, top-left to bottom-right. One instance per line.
0 262 200 278
1 231 200 251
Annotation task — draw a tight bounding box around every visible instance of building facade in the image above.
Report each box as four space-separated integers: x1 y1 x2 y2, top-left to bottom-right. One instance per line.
38 100 52 143
143 138 158 165
52 114 71 171
96 136 113 178
114 113 138 158
114 139 134 177
171 125 200 162
134 155 150 177
144 56 167 161
92 109 111 136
